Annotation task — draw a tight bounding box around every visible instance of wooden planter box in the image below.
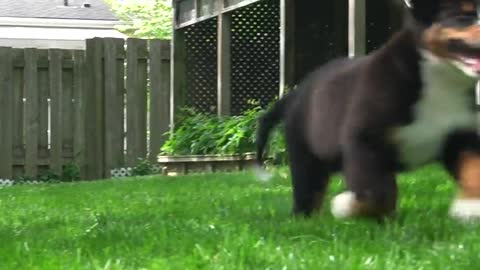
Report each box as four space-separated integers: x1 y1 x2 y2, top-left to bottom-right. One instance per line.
157 153 257 176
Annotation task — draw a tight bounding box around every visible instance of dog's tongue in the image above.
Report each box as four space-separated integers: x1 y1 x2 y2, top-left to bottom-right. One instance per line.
473 60 480 72
463 57 480 72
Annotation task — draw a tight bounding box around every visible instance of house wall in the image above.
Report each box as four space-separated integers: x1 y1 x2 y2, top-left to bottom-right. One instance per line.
0 38 85 50
0 18 126 50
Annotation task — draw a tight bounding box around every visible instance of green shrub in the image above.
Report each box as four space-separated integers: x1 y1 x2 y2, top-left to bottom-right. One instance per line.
131 158 160 176
265 125 288 165
160 101 288 165
61 162 81 181
15 162 81 183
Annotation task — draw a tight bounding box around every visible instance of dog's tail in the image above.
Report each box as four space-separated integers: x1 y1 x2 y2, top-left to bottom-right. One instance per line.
254 90 294 180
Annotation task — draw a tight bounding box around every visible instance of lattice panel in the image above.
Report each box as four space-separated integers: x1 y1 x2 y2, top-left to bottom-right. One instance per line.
366 0 403 52
293 1 347 83
231 0 280 115
184 18 218 114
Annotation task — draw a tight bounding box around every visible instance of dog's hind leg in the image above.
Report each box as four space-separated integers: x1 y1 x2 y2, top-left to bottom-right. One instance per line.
286 136 331 217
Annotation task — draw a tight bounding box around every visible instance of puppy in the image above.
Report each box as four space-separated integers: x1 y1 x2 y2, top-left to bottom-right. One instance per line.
256 0 480 221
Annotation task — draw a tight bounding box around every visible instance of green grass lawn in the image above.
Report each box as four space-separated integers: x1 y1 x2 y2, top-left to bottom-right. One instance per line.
1 164 479 269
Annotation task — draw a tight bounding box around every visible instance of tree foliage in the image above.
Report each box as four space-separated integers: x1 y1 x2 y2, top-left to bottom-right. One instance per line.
107 0 173 40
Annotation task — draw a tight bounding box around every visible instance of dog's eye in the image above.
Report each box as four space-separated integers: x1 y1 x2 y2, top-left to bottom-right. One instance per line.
454 15 477 25
440 13 477 27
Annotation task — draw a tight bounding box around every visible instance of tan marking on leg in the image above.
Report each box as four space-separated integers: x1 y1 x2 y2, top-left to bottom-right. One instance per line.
450 152 480 221
353 199 395 218
458 152 480 199
331 191 395 219
345 197 374 217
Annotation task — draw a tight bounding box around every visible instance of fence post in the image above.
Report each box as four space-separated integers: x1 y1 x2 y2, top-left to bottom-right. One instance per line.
37 50 50 162
73 50 87 179
85 38 105 179
49 49 64 175
279 0 295 96
0 47 13 179
149 40 171 162
103 38 126 177
126 38 148 167
60 51 75 170
24 48 39 178
12 49 24 175
348 0 366 57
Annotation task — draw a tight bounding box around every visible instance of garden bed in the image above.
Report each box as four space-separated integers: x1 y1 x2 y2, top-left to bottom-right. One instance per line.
157 152 257 175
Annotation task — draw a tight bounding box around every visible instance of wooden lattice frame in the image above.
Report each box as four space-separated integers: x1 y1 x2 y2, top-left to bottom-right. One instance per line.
171 0 402 127
230 0 280 114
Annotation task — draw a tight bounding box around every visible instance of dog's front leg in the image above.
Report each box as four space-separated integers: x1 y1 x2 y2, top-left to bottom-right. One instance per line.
443 131 480 221
331 134 398 220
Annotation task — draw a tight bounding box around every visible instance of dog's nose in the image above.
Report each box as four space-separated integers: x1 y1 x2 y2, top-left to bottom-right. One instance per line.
468 25 480 35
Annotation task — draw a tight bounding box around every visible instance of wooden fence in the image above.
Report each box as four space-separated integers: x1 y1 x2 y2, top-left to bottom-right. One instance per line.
0 38 171 180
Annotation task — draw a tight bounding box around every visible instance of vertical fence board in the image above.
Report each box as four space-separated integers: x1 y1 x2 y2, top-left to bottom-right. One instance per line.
85 38 105 179
0 47 14 178
139 44 148 162
62 51 74 162
24 49 39 177
149 40 171 162
49 49 63 175
104 38 126 177
126 39 148 166
12 49 24 168
73 50 87 179
37 50 50 160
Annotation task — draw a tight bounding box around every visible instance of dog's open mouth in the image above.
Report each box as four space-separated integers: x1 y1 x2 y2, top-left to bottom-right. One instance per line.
457 55 480 73
448 39 480 74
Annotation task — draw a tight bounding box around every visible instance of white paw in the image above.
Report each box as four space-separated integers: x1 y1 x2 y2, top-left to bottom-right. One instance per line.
449 199 480 222
254 165 273 182
331 191 357 219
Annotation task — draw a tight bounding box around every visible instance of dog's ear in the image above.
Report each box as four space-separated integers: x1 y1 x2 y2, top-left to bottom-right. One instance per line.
406 0 441 25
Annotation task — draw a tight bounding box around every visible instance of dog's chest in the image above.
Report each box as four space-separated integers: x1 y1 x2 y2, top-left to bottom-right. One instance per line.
393 61 476 168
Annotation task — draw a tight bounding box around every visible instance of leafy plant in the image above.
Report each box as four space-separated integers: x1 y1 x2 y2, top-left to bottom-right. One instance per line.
131 158 160 176
62 163 81 182
37 170 60 183
264 125 288 166
14 175 36 183
15 163 81 183
160 108 224 155
160 100 288 165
